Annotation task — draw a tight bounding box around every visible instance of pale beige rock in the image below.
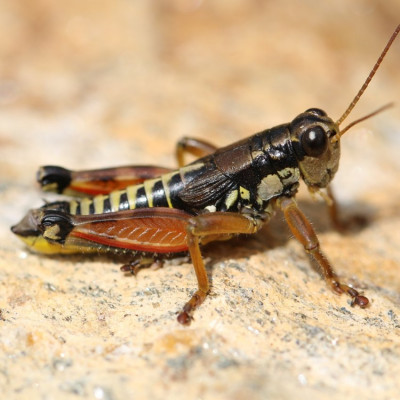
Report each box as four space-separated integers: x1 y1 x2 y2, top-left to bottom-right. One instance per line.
1 1 400 399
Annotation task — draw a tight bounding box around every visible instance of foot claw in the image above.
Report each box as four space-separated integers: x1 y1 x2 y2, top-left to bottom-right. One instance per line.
120 257 160 275
177 311 192 325
351 295 369 308
332 281 369 309
120 260 141 275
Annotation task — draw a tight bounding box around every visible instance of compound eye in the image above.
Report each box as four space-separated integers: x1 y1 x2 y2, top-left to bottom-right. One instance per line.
301 126 328 157
305 108 327 117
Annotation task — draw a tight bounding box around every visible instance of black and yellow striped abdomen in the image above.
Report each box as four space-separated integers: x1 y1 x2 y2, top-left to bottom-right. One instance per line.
66 164 206 216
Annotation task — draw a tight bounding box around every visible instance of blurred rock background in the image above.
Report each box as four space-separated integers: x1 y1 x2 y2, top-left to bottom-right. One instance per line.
0 1 399 399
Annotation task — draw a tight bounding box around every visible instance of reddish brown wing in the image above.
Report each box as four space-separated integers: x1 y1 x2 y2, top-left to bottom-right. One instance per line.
69 207 192 253
38 165 174 196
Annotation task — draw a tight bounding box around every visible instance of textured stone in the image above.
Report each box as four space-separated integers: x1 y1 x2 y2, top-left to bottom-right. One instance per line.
1 1 400 399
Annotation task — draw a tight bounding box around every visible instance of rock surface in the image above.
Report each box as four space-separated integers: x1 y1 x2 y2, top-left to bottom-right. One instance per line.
0 1 400 399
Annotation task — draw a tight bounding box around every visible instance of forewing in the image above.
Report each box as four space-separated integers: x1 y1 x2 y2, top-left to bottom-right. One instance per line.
179 166 236 208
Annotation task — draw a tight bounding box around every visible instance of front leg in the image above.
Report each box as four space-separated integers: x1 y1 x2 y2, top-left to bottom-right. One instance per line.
178 212 263 324
278 196 369 308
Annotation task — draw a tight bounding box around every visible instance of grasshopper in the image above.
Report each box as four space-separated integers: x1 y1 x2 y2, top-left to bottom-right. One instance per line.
12 25 399 324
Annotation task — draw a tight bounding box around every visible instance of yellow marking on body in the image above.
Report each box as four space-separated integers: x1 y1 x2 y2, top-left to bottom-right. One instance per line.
93 195 105 214
257 174 283 201
251 149 264 159
144 178 159 208
240 186 250 200
205 205 216 213
161 172 177 208
225 189 238 209
80 198 92 215
181 162 204 174
42 182 58 192
127 185 139 209
110 191 122 212
18 236 79 254
43 225 61 241
180 163 204 184
69 200 78 215
277 167 300 185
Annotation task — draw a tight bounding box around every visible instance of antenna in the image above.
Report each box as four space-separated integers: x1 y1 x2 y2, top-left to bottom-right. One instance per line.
335 24 400 129
335 103 393 139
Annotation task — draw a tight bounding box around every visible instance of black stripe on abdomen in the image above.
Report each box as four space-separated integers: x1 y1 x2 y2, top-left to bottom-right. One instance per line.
134 186 149 208
152 180 169 207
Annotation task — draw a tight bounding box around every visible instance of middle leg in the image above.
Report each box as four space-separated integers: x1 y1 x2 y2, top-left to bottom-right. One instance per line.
176 137 218 167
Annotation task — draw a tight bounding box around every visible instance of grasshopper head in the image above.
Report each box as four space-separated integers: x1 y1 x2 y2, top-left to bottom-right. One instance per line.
290 108 341 189
290 25 400 190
